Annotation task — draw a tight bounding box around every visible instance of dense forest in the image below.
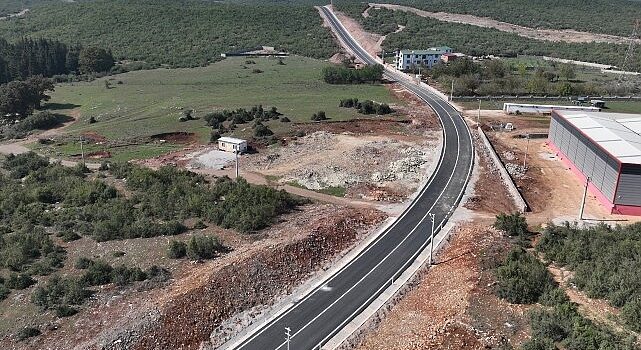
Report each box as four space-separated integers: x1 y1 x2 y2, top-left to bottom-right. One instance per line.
0 0 339 68
335 5 641 72
335 0 641 37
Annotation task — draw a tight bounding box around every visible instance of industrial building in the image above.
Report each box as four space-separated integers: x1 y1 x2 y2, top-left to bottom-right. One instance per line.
217 137 247 153
548 111 641 216
503 103 601 115
395 47 452 71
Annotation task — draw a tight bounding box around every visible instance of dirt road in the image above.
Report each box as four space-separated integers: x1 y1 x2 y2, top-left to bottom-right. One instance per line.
369 3 638 45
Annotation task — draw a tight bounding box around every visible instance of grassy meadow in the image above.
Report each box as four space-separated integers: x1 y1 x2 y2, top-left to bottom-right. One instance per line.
38 56 401 160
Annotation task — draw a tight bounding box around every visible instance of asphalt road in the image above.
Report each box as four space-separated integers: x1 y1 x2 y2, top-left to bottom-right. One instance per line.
231 6 474 350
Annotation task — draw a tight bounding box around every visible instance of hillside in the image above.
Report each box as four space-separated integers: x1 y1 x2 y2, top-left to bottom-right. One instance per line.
0 0 339 67
335 0 641 38
334 3 641 71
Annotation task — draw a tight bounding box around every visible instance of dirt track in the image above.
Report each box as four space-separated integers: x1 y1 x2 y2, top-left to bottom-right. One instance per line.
369 3 639 45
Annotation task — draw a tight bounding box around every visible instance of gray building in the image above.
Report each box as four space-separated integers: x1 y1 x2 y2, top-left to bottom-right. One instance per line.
395 47 452 71
548 111 641 216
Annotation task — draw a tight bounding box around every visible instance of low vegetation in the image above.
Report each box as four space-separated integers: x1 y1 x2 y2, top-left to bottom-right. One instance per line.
335 5 641 72
537 222 641 332
0 0 338 68
167 236 226 260
335 0 641 37
491 215 639 349
339 98 392 115
322 64 384 84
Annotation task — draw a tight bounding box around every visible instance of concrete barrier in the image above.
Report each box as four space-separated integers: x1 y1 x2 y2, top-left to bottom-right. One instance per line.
477 127 529 213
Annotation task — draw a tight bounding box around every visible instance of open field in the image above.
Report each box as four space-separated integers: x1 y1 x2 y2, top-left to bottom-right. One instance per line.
33 56 402 161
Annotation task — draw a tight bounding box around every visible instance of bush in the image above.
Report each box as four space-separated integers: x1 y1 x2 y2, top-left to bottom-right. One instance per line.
17 327 41 341
6 273 36 290
322 64 384 84
14 111 66 132
80 260 113 286
495 248 555 304
254 123 274 137
55 305 78 318
111 265 147 286
280 116 290 122
311 111 327 121
494 212 528 237
32 275 89 310
167 240 187 259
75 257 94 270
0 284 9 301
187 235 224 260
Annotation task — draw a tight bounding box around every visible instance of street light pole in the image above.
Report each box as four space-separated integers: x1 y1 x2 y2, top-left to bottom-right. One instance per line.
477 99 481 125
429 213 436 265
579 177 590 220
450 80 454 101
285 327 291 350
79 137 85 167
523 134 530 169
235 150 239 179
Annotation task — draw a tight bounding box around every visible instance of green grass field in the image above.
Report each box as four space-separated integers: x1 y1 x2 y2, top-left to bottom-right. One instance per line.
39 56 400 161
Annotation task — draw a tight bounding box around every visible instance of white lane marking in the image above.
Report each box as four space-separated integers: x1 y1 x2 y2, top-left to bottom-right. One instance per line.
273 101 463 350
236 8 472 349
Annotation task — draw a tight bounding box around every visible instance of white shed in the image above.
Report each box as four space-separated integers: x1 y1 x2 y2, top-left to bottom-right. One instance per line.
217 137 247 153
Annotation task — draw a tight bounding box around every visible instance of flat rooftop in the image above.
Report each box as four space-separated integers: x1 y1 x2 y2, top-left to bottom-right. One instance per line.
398 47 451 55
556 111 641 165
217 137 247 144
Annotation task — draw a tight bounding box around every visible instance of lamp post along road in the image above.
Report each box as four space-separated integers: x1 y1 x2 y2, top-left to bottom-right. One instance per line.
235 150 240 178
523 134 530 169
579 177 590 220
429 213 436 265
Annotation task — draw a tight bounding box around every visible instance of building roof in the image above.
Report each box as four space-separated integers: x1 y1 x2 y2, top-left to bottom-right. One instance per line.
399 46 451 55
217 137 247 144
556 111 641 165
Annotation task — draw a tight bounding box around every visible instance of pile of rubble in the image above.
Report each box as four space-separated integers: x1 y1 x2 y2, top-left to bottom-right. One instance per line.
245 132 439 200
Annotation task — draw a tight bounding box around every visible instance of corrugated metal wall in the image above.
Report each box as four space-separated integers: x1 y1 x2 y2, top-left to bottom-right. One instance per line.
549 114 619 202
616 164 641 206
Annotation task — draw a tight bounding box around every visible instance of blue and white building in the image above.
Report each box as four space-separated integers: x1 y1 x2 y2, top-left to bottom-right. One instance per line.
395 47 452 71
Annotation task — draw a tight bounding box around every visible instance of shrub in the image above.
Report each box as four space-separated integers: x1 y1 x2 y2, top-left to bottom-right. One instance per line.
14 111 66 132
75 257 94 270
187 235 224 260
494 212 528 237
3 152 50 179
88 116 97 124
55 305 78 318
311 111 327 121
32 275 89 310
254 124 274 137
621 300 641 332
112 251 125 257
193 220 207 229
6 273 36 290
0 284 9 301
167 240 187 259
17 327 41 341
322 64 384 84
280 116 290 122
111 265 147 286
80 260 113 286
495 248 555 304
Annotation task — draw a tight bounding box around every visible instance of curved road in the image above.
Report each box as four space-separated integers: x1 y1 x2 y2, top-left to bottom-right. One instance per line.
231 6 474 350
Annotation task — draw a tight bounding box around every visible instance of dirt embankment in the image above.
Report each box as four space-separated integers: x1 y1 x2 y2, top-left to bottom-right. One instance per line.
356 220 530 349
128 207 386 350
369 3 638 45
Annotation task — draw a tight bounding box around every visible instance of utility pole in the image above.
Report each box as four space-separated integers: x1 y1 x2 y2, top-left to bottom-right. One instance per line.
523 134 530 169
429 213 435 265
477 99 481 125
235 150 240 179
79 137 85 167
579 177 590 220
285 327 292 350
450 80 454 101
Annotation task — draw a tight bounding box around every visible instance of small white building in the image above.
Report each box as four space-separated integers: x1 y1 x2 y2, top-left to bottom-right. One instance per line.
503 103 601 115
395 47 452 71
217 137 247 153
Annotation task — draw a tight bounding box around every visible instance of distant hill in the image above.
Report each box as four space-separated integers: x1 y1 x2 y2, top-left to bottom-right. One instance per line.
0 0 339 67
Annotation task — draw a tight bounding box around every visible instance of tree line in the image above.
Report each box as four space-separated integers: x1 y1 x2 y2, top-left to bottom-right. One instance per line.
322 64 384 84
0 0 339 68
0 37 114 84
